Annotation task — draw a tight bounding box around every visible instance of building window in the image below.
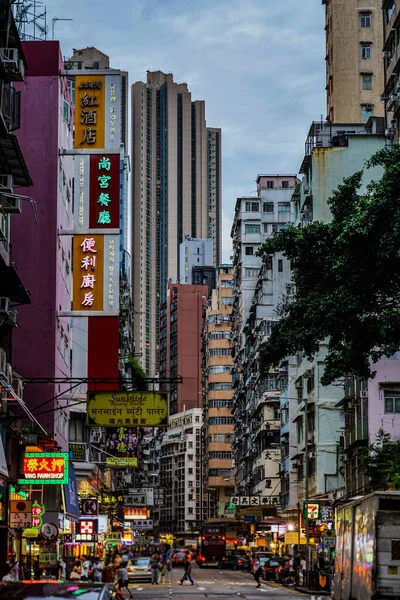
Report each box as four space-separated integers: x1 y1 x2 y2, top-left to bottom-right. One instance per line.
245 201 259 211
384 393 400 414
282 181 289 189
267 181 274 189
361 104 374 121
263 202 274 212
360 12 371 28
362 74 372 90
245 224 260 234
278 259 283 272
188 468 193 474
188 441 193 448
188 454 193 461
278 203 290 212
361 43 371 59
245 246 254 256
188 507 193 514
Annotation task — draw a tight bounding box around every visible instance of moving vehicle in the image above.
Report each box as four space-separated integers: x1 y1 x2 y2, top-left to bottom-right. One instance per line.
197 525 226 567
172 550 187 566
334 491 400 600
219 550 251 570
262 558 280 581
0 582 122 599
127 556 152 581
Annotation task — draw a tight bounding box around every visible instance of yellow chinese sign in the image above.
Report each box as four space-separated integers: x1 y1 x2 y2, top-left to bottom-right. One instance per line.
72 235 104 310
284 531 306 545
75 76 105 149
87 391 169 427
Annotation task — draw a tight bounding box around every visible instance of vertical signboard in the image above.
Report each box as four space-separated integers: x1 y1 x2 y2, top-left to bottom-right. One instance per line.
89 155 120 228
75 76 105 150
72 235 104 311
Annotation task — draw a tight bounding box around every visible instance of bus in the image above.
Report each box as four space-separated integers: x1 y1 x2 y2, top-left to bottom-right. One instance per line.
196 525 226 567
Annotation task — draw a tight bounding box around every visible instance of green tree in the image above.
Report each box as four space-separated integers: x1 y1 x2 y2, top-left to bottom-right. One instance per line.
127 357 148 391
358 429 400 490
257 146 400 385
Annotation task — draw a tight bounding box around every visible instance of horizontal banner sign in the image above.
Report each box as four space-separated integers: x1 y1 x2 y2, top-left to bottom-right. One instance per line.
18 453 69 485
230 496 280 507
128 519 153 530
87 391 169 427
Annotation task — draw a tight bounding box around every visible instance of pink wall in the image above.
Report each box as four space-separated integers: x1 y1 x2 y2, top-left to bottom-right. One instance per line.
11 42 73 444
368 355 400 443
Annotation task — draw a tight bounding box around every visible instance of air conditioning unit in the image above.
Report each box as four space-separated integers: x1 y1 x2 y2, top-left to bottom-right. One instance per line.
0 348 6 375
0 297 10 313
360 389 368 398
383 51 392 59
0 48 18 68
7 310 18 327
0 195 21 214
0 175 13 193
12 375 23 398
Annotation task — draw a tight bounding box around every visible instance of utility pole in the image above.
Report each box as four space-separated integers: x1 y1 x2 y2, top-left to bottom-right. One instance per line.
304 393 309 587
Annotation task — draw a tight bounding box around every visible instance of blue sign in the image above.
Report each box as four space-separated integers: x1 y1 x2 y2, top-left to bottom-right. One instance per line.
64 466 80 522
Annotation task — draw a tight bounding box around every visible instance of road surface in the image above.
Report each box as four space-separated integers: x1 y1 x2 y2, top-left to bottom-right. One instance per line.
123 563 325 599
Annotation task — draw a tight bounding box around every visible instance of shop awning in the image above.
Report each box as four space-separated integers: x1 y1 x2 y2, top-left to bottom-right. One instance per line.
63 466 80 523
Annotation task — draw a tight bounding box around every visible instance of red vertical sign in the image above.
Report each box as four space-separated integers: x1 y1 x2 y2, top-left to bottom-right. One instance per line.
89 155 120 229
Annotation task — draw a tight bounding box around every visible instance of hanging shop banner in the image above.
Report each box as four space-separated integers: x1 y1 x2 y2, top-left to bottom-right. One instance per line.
123 507 147 520
104 426 138 467
18 452 69 485
104 74 121 150
72 235 104 311
74 76 105 150
87 391 169 427
129 519 153 530
230 496 280 507
128 487 154 506
89 155 120 228
303 502 320 520
74 155 90 231
64 466 80 523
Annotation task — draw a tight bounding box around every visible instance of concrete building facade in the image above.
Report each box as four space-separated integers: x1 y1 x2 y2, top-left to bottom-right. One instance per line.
131 71 221 375
203 265 235 518
230 176 297 504
382 1 400 140
179 237 213 284
323 0 384 123
160 282 208 416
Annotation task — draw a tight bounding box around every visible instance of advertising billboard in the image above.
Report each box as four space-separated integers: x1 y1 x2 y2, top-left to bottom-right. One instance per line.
72 235 104 311
18 452 69 485
87 391 169 427
104 426 138 467
123 507 147 520
75 76 105 150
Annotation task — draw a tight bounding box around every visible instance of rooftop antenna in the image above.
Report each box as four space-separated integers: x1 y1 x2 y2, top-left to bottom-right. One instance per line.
14 0 48 41
51 17 72 41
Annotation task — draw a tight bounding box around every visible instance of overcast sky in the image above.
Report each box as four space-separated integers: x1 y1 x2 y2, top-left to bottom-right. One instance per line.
42 0 326 261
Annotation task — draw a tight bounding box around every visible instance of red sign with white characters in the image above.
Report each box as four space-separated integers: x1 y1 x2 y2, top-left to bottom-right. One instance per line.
89 154 120 228
80 520 94 535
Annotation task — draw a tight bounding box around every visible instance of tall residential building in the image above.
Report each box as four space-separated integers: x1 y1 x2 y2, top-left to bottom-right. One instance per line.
131 71 222 375
179 237 213 283
160 282 208 416
231 176 297 505
323 0 384 123
203 265 235 518
382 1 400 140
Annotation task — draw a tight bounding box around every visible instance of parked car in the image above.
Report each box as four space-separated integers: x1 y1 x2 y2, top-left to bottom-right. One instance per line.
219 551 251 570
254 552 274 570
262 558 281 581
127 556 152 582
0 582 122 599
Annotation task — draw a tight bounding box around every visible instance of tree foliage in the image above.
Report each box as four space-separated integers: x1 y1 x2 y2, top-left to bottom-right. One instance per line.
257 146 400 385
358 429 400 491
128 357 148 391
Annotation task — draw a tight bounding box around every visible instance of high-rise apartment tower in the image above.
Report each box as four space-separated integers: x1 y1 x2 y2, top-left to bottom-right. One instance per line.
323 0 384 123
131 71 222 375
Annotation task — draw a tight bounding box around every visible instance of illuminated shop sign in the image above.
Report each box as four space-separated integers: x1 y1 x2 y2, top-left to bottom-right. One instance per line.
75 77 105 149
18 453 69 485
32 502 45 529
123 507 147 520
72 235 104 311
89 155 120 228
103 426 138 468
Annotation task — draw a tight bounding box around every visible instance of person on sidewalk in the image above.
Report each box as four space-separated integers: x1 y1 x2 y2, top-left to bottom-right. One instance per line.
117 564 133 598
252 557 262 588
150 553 160 585
179 557 195 585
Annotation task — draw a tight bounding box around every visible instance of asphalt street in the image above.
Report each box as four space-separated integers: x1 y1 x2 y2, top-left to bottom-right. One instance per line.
123 563 323 599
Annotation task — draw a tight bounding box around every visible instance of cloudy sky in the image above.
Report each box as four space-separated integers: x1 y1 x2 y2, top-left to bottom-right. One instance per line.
42 0 326 261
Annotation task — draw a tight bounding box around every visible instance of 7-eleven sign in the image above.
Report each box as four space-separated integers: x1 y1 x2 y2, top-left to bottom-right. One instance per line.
304 502 320 520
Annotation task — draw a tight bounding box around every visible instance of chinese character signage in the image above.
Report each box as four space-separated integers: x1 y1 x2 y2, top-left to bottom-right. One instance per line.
69 443 87 461
18 452 69 485
90 155 120 228
104 426 138 467
75 76 105 149
230 495 280 507
72 235 104 311
87 391 169 427
32 503 45 529
123 507 148 520
124 494 147 506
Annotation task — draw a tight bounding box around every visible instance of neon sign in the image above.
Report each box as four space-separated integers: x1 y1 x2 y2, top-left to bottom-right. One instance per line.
89 155 119 228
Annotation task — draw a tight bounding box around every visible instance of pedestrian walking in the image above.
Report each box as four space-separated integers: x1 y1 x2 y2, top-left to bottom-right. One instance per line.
81 555 91 582
93 557 103 583
150 553 160 585
159 553 166 584
179 556 194 585
117 564 133 598
252 557 262 588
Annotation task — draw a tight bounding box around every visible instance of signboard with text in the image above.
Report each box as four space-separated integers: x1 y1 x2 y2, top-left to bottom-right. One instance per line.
303 502 320 520
230 496 280 507
89 155 120 228
75 76 105 150
104 426 138 467
87 391 169 427
123 507 148 521
18 453 69 485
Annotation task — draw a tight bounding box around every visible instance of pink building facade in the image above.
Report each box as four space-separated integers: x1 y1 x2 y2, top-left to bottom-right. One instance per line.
12 41 74 446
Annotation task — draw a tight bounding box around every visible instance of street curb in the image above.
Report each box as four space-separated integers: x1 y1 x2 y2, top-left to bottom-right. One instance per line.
295 587 331 596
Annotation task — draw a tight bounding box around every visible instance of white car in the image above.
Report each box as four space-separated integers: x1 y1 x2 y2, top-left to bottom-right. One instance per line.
127 557 152 582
